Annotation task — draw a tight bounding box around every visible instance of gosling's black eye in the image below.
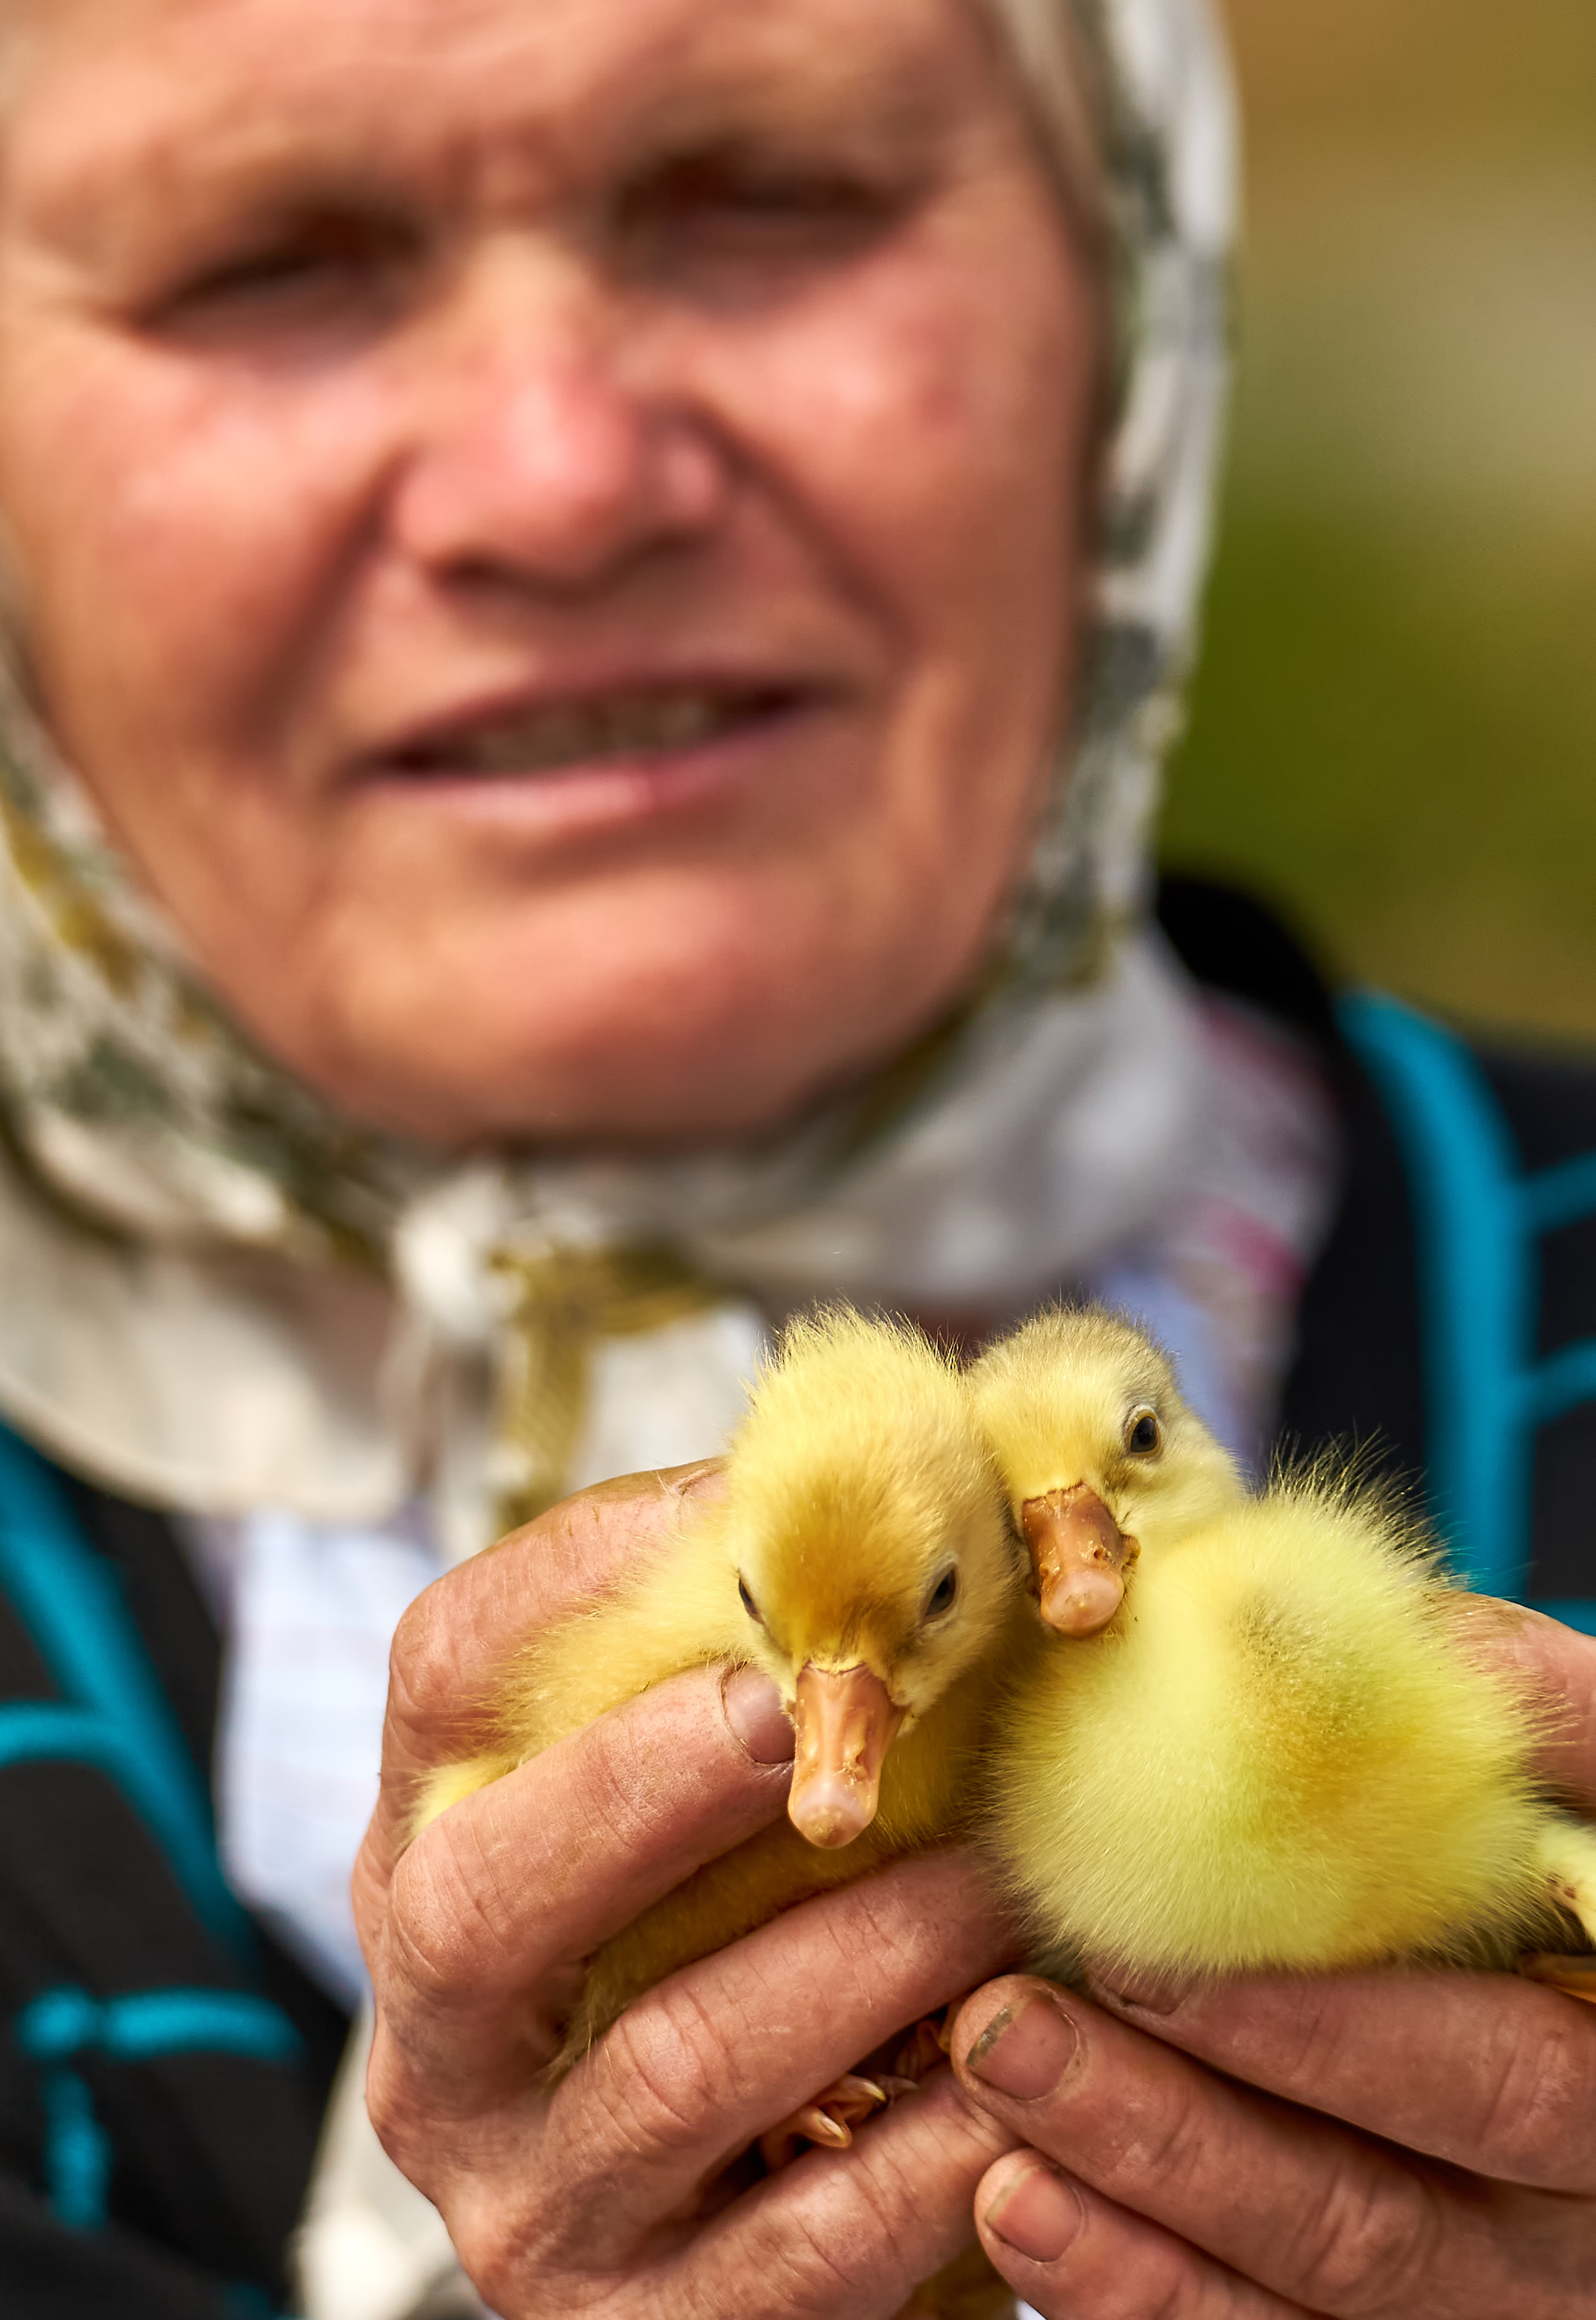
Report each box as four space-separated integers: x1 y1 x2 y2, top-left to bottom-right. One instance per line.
924 1567 959 1620
1125 1408 1161 1456
737 1575 762 1624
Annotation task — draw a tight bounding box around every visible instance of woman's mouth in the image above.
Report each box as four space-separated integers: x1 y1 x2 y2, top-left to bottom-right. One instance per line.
384 684 804 781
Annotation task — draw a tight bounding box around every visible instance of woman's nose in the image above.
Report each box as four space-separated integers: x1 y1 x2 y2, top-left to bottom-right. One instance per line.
389 244 730 593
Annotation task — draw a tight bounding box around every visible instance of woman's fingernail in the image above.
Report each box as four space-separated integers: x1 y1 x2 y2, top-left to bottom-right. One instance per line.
963 1990 1080 2098
984 2162 1085 2263
722 1668 795 1765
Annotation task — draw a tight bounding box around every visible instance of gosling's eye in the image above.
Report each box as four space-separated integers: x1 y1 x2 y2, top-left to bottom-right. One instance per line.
923 1567 959 1620
1125 1408 1162 1456
737 1575 762 1624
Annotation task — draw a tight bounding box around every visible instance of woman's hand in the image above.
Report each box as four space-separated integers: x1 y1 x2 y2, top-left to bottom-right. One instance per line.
351 1466 1021 2319
952 1609 1596 2319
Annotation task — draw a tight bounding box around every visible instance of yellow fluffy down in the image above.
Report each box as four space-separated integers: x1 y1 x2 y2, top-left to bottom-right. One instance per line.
991 1475 1570 1979
413 1306 1018 1795
410 1306 1029 2072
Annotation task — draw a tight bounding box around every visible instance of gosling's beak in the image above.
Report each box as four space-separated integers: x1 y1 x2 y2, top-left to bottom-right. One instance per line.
788 1664 905 1849
1021 1485 1139 1637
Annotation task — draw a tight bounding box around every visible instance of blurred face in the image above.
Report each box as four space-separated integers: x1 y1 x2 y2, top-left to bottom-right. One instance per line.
0 0 1098 1145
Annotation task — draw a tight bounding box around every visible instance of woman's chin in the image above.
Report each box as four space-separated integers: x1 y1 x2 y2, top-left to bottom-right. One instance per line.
180 794 1004 1154
257 981 901 1152
291 1055 839 1154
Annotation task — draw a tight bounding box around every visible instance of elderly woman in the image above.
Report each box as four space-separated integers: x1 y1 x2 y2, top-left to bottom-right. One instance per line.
1 1 1595 2316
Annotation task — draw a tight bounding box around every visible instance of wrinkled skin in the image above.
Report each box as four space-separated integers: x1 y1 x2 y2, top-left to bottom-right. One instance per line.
0 0 1096 1146
9 0 1595 2310
953 1604 1596 2320
354 1468 1026 2318
358 1483 1596 2319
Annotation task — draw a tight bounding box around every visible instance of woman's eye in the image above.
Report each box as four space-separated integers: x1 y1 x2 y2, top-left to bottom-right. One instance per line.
1125 1409 1161 1456
625 151 905 271
712 170 873 220
923 1567 959 1620
147 211 414 338
737 1574 762 1624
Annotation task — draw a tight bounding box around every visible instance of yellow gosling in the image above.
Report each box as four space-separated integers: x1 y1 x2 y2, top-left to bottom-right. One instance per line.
412 1307 1031 2100
971 1305 1596 1986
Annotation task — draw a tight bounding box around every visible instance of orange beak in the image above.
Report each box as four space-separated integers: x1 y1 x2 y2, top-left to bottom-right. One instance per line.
788 1664 905 1849
1021 1486 1138 1637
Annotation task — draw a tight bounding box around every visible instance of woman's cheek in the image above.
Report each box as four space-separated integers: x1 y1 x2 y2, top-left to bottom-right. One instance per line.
1 324 398 765
685 276 1085 886
687 214 1090 657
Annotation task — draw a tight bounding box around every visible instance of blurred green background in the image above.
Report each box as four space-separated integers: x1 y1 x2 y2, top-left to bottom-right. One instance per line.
1162 0 1596 1036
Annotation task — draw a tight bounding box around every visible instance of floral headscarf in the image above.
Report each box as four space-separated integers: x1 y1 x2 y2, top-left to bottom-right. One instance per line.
0 0 1237 1548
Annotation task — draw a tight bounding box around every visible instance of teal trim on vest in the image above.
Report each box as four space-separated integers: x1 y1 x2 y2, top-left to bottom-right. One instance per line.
18 1985 304 2067
1341 990 1596 1622
17 1986 302 2234
1523 1150 1596 1236
0 1422 306 2243
0 1421 253 1959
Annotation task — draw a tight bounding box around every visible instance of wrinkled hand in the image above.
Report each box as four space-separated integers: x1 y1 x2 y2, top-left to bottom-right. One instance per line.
352 1465 1021 2319
953 1608 1596 2319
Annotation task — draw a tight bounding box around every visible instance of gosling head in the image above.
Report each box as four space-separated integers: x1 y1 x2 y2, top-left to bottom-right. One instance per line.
724 1307 1019 1849
969 1305 1242 1639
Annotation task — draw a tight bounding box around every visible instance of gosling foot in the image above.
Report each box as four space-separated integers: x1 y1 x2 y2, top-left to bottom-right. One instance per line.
759 2074 891 2170
889 1997 966 2085
758 2000 973 2170
1518 1818 1596 2003
1519 1953 1596 2007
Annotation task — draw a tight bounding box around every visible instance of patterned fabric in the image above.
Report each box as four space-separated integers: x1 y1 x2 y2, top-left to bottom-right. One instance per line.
486 1244 732 1530
0 0 1238 1548
1088 991 1341 1473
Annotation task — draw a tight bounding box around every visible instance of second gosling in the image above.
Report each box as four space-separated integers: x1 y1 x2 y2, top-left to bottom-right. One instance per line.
970 1306 1596 1987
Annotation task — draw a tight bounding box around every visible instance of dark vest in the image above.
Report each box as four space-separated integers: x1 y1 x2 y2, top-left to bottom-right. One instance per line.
2 880 1593 2313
